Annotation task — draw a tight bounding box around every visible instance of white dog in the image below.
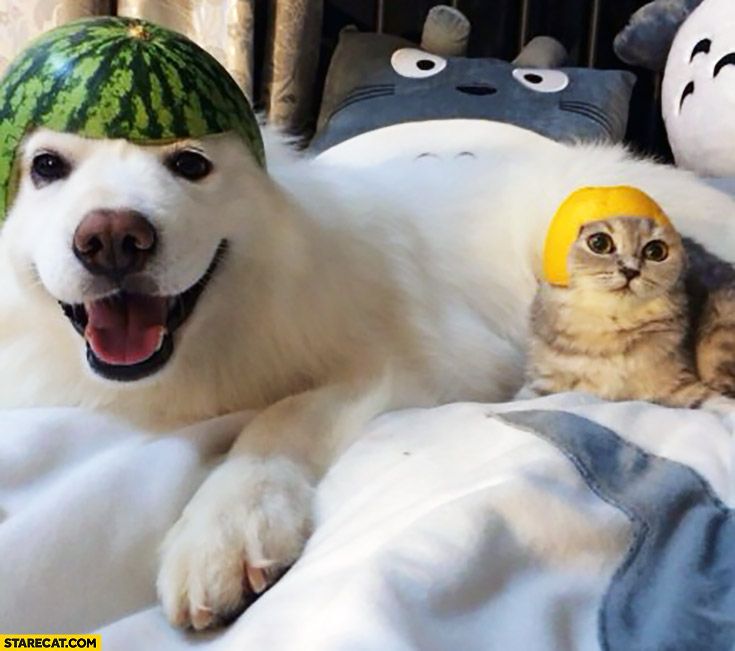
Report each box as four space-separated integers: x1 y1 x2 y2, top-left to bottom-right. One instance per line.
2 123 735 629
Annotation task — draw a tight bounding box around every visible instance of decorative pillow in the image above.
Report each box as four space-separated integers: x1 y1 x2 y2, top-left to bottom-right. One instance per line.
310 29 636 154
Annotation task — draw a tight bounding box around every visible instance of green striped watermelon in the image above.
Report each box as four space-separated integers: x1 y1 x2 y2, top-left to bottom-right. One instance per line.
0 16 265 218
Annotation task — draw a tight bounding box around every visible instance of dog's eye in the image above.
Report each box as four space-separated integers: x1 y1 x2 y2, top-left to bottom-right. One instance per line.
166 150 213 181
587 232 615 254
643 240 669 262
31 151 71 185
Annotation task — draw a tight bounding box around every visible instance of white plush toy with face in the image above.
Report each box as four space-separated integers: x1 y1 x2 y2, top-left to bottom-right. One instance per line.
663 0 735 176
616 0 735 177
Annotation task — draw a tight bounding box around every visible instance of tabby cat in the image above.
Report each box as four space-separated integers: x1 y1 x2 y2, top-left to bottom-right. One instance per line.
523 216 735 412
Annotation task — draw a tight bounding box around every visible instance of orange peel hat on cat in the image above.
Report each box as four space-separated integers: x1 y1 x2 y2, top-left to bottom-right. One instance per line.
542 186 673 287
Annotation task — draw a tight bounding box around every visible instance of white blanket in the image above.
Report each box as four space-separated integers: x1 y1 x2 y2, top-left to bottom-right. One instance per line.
2 395 733 650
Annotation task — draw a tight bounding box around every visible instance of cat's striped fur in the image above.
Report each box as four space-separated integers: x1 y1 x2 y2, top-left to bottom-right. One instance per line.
679 237 735 398
697 288 735 396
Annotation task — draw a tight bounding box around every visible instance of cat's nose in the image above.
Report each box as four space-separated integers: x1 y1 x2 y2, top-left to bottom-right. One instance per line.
620 267 641 281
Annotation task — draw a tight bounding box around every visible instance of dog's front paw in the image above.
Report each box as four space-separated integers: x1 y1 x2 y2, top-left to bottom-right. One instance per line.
157 456 314 630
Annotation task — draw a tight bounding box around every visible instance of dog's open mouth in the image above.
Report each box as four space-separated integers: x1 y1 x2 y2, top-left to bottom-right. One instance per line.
60 241 227 382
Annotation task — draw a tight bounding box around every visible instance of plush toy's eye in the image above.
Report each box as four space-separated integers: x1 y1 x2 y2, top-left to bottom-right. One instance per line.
391 48 447 79
587 232 615 254
642 240 669 262
512 68 569 93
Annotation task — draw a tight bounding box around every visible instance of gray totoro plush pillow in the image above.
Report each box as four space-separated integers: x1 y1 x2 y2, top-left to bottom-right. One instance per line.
310 29 636 154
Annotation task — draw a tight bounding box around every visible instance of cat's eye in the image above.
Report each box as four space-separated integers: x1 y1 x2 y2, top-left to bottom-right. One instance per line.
391 48 447 78
642 240 669 262
586 233 615 255
512 68 569 93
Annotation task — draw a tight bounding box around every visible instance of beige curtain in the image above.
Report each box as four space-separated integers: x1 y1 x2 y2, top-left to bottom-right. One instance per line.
0 0 322 131
263 0 323 131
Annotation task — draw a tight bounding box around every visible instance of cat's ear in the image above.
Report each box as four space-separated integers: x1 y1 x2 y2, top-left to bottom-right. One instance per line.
614 0 705 71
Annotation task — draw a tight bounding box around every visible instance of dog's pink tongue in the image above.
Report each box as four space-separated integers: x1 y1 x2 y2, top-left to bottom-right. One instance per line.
84 295 167 366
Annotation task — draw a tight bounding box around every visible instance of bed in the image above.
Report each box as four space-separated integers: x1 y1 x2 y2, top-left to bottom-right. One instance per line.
2 394 733 650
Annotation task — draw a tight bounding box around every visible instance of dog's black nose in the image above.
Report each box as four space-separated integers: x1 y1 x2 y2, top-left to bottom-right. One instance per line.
73 209 157 279
620 267 641 281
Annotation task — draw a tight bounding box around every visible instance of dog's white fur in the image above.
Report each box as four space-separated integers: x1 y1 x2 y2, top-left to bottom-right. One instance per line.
2 126 735 628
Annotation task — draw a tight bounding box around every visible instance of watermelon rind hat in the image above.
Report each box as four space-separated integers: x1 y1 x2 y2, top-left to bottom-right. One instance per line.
542 185 673 287
0 16 265 219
